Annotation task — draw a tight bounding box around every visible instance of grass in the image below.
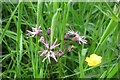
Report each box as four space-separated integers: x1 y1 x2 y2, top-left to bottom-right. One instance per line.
0 1 119 79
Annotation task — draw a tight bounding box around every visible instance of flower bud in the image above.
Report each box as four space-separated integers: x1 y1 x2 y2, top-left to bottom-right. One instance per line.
64 34 70 40
67 45 74 52
67 47 72 52
38 33 43 37
47 28 51 35
58 50 63 56
72 36 78 42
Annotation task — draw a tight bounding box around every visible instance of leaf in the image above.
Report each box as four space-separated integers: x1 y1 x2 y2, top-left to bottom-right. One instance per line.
50 9 59 45
81 48 88 56
0 2 20 43
94 19 118 53
107 63 119 78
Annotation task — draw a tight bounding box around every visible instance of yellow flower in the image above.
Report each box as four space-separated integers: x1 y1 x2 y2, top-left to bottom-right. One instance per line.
85 54 102 67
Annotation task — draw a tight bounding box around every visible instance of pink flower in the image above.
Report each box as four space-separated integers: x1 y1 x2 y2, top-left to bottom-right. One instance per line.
67 30 78 35
26 26 42 37
47 28 51 35
39 39 62 63
38 36 45 43
58 50 64 56
67 30 87 44
64 34 70 40
67 45 74 52
72 35 87 44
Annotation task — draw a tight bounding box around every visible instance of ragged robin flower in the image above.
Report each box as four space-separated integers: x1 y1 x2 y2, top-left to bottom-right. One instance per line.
39 39 62 63
58 50 64 56
67 45 75 52
85 54 102 67
64 34 70 40
67 30 87 44
26 26 42 37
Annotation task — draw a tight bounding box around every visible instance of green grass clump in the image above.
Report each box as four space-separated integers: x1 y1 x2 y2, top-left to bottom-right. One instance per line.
0 1 119 79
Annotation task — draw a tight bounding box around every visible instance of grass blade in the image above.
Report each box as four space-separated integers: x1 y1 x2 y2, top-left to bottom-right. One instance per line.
16 1 23 78
94 19 118 53
0 2 20 43
50 9 59 45
107 62 119 78
37 0 43 78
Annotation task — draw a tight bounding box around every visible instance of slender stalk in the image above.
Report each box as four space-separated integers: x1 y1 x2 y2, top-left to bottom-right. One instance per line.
50 10 58 45
37 0 43 78
16 1 23 78
79 52 84 78
30 37 36 77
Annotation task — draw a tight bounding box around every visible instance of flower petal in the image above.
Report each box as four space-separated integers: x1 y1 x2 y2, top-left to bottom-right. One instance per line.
39 50 48 56
45 39 49 49
42 57 47 62
85 57 90 62
50 51 58 62
53 39 58 46
46 52 51 63
50 43 61 49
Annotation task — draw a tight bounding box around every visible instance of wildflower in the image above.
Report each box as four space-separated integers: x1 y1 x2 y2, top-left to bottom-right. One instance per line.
85 54 102 67
67 45 74 52
72 35 87 44
38 33 43 37
64 34 70 40
38 36 44 43
47 28 51 35
67 30 87 44
67 30 78 35
26 26 42 37
39 39 62 63
58 50 64 56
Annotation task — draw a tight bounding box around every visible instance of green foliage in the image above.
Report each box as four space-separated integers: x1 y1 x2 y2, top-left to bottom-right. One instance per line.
1 1 119 79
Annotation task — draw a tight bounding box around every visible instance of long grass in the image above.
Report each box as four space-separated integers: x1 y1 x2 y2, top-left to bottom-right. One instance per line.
0 1 119 79
16 1 23 78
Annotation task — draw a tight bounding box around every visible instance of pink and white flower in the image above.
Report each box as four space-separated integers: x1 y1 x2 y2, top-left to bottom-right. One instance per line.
26 26 42 37
64 34 70 40
67 45 75 52
67 30 87 44
38 36 45 43
67 30 78 36
39 39 62 63
58 50 64 56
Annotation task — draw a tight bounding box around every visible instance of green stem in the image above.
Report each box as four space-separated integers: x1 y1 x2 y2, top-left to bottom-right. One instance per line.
16 1 23 78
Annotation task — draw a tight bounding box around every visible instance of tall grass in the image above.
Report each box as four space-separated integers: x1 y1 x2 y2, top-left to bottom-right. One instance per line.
16 1 23 78
0 1 119 79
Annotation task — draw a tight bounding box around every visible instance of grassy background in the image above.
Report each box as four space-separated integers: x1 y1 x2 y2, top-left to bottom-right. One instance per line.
0 1 119 79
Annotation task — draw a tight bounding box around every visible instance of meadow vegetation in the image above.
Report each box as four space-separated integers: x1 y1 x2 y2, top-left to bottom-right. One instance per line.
0 1 119 79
